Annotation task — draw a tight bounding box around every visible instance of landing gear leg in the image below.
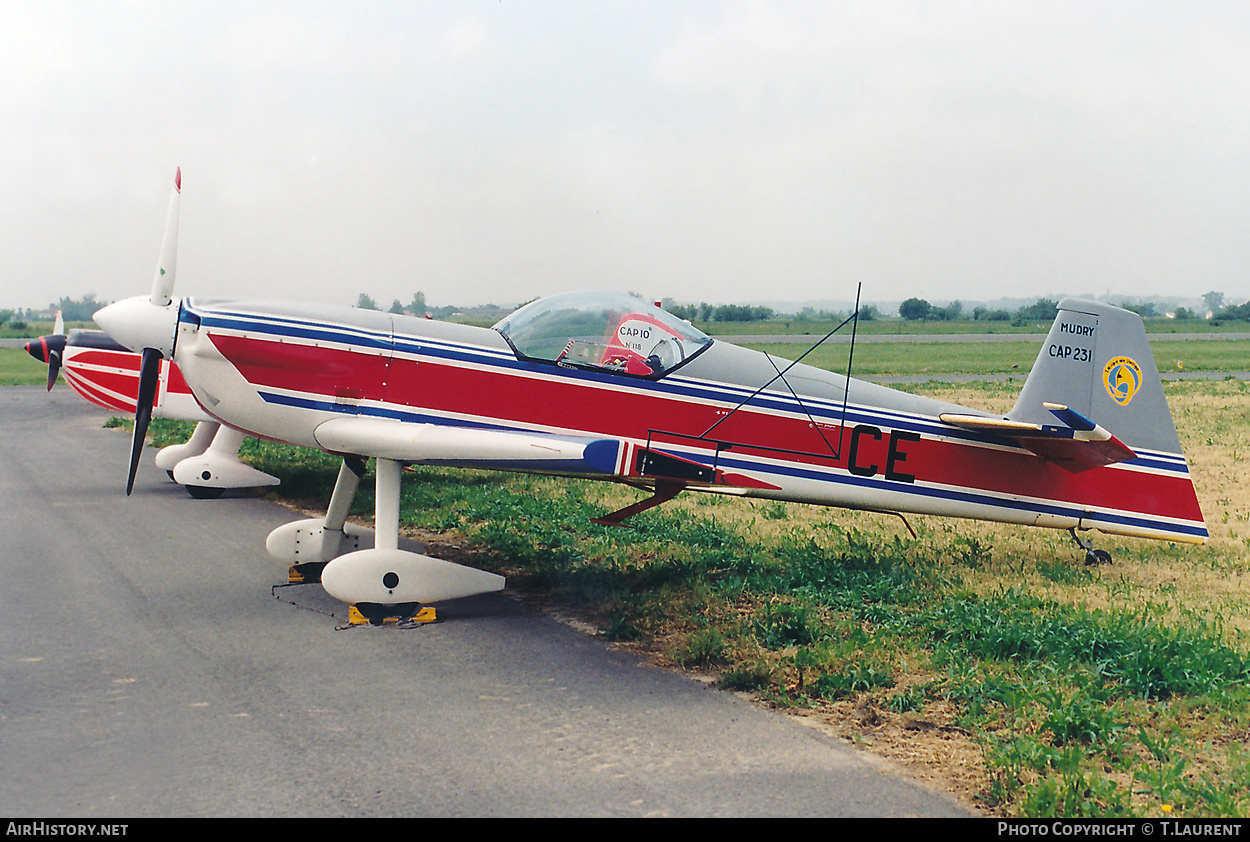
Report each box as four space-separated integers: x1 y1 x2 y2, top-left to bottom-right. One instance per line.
317 457 504 623
373 457 401 552
339 458 427 626
324 456 367 536
155 420 219 478
171 425 281 496
294 455 367 583
1070 528 1112 566
267 456 370 585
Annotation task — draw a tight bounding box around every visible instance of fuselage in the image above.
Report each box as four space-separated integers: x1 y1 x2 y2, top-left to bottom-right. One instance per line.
172 298 1206 544
52 330 206 422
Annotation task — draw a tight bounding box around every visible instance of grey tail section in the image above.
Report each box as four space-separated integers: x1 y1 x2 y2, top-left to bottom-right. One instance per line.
1009 298 1182 456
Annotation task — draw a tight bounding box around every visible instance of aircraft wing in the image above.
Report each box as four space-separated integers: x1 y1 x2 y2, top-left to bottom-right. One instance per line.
939 402 1136 473
313 417 626 475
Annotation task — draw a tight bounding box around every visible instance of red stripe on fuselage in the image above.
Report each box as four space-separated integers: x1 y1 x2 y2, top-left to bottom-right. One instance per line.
209 335 388 403
63 348 192 411
64 370 135 413
165 357 192 395
208 332 1203 524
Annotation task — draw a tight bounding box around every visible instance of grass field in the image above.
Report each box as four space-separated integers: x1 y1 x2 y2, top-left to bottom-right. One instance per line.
131 372 1250 819
0 348 49 386
746 338 1250 378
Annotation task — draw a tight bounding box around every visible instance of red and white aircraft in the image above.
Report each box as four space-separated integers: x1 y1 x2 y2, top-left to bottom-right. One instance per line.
26 317 278 498
94 172 1206 623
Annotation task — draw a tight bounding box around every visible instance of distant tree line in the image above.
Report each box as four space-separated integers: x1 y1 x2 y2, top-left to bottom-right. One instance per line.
1213 299 1250 322
971 307 1012 321
0 294 108 331
1190 290 1250 322
898 298 970 321
1108 292 1250 322
1120 301 1158 317
51 294 105 322
664 302 775 323
898 297 1061 325
349 288 1250 327
795 304 878 322
356 291 428 316
353 291 516 323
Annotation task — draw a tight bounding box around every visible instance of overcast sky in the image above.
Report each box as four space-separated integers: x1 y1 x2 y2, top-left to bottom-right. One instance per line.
2 0 1248 313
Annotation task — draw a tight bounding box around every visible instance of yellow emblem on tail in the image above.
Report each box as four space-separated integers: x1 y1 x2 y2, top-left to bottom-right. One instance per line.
1103 356 1142 406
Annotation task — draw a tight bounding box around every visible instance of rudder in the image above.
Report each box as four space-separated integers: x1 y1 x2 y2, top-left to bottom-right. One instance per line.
1008 298 1205 544
1009 298 1182 456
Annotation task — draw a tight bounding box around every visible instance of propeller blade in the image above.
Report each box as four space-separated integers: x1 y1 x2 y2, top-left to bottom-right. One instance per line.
46 351 62 391
48 308 65 389
95 169 182 358
24 334 67 390
126 347 163 495
149 168 181 307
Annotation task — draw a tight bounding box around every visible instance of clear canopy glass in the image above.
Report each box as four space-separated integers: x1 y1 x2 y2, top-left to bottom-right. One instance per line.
494 291 712 378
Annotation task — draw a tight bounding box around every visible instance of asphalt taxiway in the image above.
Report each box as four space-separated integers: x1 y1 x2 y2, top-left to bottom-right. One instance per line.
0 386 973 817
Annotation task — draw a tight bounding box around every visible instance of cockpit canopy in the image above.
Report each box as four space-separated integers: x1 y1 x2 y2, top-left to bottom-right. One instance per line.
494 291 712 378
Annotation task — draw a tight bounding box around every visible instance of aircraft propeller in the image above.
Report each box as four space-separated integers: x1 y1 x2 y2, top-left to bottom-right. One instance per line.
23 310 67 391
94 169 183 494
25 336 64 390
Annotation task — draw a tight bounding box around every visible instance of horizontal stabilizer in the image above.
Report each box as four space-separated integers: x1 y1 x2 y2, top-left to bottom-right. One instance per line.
940 402 1136 473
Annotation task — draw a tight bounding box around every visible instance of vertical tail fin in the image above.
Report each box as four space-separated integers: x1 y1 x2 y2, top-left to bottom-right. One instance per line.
1010 298 1205 544
1010 298 1181 455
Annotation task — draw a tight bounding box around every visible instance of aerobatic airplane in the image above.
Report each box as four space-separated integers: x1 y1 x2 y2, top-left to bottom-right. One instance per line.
92 171 1206 624
26 320 278 497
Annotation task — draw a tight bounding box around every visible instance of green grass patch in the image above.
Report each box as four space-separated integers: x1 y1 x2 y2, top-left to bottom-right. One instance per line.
0 347 46 386
743 338 1250 378
927 590 1250 699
